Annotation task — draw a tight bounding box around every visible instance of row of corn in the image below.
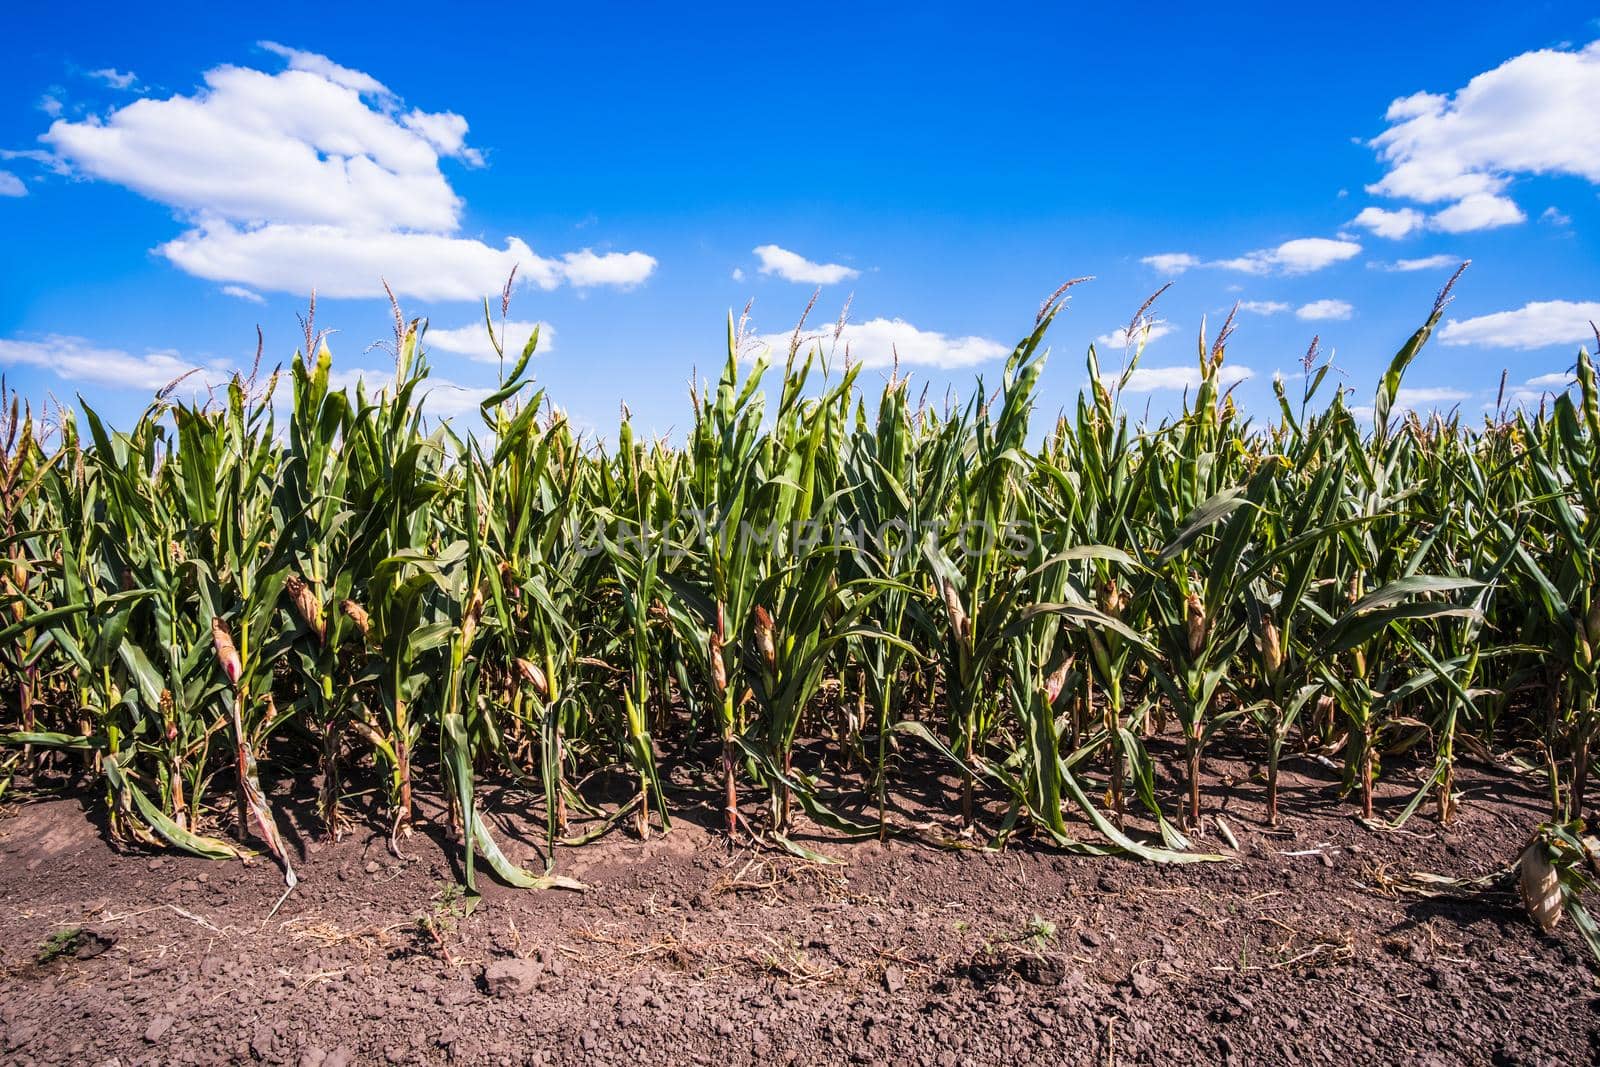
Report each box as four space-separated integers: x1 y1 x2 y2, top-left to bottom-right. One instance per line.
0 273 1597 891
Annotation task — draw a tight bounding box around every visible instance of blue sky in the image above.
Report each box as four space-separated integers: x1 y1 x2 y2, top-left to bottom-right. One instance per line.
2 2 1598 437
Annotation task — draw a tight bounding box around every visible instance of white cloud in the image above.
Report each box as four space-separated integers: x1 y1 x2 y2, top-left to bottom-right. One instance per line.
414 378 497 418
560 248 657 288
1239 300 1290 315
1395 387 1470 407
1096 321 1177 348
1366 41 1600 231
1141 252 1202 275
0 335 231 392
1149 238 1361 278
731 267 745 282
1350 206 1424 238
1118 364 1254 394
160 219 563 299
0 149 70 176
161 222 558 301
0 330 505 422
257 42 394 101
426 320 553 363
220 285 264 304
326 366 493 419
755 317 1007 369
1541 206 1572 226
45 62 465 231
162 224 655 300
1503 371 1578 408
37 94 63 119
1524 371 1574 389
1296 299 1353 321
400 109 484 168
0 171 26 198
30 46 653 302
1439 300 1600 350
1216 238 1363 275
88 68 139 91
1352 385 1475 423
753 245 860 285
1430 192 1524 233
1372 254 1460 272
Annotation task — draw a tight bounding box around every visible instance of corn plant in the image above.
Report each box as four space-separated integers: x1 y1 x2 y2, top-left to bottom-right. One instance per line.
1135 320 1260 828
8 273 1600 898
839 370 955 835
1507 350 1600 818
338 321 452 840
276 345 360 837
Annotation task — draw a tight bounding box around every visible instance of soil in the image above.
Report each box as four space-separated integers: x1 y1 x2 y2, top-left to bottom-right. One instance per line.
1 745 1596 1067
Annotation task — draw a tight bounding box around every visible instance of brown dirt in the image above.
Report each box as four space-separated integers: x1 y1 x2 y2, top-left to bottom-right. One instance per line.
0 750 1595 1066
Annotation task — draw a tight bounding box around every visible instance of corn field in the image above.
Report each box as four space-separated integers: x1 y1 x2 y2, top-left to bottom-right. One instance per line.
1 272 1597 914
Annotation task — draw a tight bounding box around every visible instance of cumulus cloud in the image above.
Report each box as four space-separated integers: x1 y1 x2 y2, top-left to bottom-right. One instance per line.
1395 387 1470 406
0 149 69 176
561 249 657 288
1215 238 1363 275
326 366 494 419
1239 301 1290 315
1140 252 1203 275
1352 385 1475 423
161 223 654 301
88 68 139 91
1503 375 1574 407
426 320 553 363
160 222 554 300
26 46 654 301
1439 300 1600 350
1371 254 1460 272
753 245 861 285
1350 206 1425 238
0 171 25 197
257 41 394 101
1144 238 1360 277
755 317 1007 369
1117 364 1254 394
0 335 232 392
44 62 466 231
1430 192 1525 233
0 330 509 421
1296 299 1353 321
1524 372 1574 389
1096 320 1177 348
220 285 264 303
1364 40 1600 232
399 109 484 168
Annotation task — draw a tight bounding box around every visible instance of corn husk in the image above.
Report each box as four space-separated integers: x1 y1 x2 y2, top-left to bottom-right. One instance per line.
1518 841 1563 933
1315 693 1336 734
211 616 242 684
1185 593 1207 657
515 657 549 697
460 587 486 646
340 599 371 638
1097 578 1124 619
1043 656 1073 704
753 605 777 670
1260 616 1282 677
939 576 969 642
284 575 325 644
